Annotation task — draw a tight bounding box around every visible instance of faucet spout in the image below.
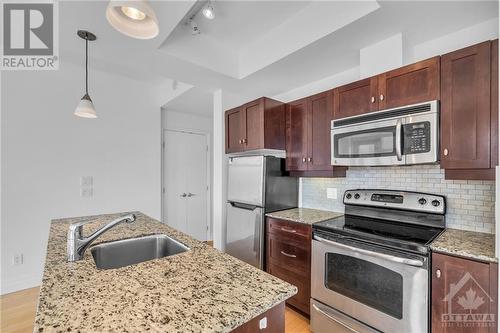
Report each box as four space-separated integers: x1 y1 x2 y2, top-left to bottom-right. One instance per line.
67 213 136 262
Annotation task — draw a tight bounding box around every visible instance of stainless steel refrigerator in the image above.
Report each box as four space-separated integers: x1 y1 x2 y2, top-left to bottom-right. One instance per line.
225 155 298 269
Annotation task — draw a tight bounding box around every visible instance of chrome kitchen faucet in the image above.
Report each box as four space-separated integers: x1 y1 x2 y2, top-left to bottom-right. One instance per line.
67 213 136 261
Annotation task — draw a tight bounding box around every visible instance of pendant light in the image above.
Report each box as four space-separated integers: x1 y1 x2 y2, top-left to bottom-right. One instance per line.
106 0 159 39
74 30 97 119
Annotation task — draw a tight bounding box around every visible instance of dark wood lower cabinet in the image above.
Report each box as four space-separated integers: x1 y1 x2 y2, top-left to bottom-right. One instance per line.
230 302 285 333
432 253 498 333
266 218 311 316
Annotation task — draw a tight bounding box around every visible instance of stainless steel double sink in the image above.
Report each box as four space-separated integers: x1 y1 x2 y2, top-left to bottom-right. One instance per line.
90 234 189 270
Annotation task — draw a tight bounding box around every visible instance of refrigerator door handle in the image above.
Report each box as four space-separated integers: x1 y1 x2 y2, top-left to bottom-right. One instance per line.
229 201 260 211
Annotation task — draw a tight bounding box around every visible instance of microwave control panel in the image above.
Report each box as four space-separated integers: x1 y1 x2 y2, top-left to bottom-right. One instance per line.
403 122 431 154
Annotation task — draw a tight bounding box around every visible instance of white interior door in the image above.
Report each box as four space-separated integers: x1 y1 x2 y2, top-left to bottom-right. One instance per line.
163 129 209 241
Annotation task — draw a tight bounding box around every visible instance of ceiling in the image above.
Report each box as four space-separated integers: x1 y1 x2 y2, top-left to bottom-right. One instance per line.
164 87 214 116
57 1 498 115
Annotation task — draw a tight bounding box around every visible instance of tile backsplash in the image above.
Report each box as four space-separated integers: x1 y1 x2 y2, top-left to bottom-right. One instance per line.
300 165 495 234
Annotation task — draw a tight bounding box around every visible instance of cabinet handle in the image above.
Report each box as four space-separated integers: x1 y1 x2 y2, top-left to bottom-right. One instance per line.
308 157 312 162
371 96 376 103
280 227 297 233
436 269 441 278
239 139 243 144
243 138 247 144
180 193 187 197
280 251 297 258
443 148 449 156
302 157 306 163
379 94 385 101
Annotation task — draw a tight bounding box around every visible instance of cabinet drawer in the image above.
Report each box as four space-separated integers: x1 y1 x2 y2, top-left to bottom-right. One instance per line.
268 263 310 315
267 218 311 240
268 234 310 276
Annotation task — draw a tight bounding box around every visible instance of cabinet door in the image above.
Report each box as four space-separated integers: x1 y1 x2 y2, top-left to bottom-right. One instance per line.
432 253 498 333
441 42 491 170
308 91 334 171
286 99 308 171
241 99 264 151
378 57 440 109
333 77 378 119
225 107 244 153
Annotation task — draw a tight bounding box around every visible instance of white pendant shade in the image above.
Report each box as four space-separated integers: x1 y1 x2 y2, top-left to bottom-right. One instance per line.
106 0 159 39
74 94 97 118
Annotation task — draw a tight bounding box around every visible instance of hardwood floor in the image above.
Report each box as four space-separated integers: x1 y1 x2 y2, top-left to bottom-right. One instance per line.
1 287 311 333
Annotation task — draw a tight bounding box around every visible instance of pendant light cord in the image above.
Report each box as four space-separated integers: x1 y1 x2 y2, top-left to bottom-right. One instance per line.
85 38 88 95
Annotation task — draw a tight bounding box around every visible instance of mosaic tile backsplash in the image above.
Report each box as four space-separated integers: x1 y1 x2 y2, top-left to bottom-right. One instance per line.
300 165 495 233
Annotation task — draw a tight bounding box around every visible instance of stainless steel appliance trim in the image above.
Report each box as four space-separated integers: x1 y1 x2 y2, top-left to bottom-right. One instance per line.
310 299 381 333
314 235 424 267
312 304 360 333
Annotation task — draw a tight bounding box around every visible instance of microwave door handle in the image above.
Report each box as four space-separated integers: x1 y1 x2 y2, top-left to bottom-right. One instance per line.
395 119 403 161
314 235 424 267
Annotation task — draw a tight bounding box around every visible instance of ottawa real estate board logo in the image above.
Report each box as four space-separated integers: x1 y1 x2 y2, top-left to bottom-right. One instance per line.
1 0 59 70
441 271 496 329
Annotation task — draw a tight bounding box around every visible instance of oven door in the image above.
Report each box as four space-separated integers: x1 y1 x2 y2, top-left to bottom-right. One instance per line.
311 234 428 333
331 117 405 166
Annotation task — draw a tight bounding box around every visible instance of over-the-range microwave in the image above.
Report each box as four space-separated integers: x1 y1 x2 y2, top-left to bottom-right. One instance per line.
331 100 439 166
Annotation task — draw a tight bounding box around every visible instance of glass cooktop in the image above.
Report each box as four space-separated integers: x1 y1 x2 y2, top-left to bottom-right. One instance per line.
313 214 444 254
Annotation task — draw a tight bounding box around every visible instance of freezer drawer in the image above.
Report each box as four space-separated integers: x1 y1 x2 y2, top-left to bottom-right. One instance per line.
225 202 264 269
227 156 264 206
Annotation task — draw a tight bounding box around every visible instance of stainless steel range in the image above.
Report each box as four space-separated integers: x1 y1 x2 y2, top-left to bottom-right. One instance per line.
311 189 446 333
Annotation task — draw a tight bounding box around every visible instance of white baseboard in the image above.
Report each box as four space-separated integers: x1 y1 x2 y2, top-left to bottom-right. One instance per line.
1 274 41 295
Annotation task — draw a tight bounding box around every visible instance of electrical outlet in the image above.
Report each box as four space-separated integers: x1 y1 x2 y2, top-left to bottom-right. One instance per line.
80 176 93 186
81 187 93 198
327 188 338 200
259 317 267 329
13 253 23 266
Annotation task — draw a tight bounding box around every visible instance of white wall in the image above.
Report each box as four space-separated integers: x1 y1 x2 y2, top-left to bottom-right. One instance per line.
360 33 403 78
1 61 162 294
161 109 213 238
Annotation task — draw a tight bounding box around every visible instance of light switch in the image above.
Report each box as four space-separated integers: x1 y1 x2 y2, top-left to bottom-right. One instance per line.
80 176 93 186
327 188 338 199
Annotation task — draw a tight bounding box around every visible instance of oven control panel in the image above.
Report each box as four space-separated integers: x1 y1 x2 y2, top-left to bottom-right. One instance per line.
343 189 445 214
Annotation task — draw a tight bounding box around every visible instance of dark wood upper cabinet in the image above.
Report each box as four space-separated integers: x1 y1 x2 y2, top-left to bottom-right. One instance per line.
431 253 498 333
333 77 378 119
285 98 308 171
440 41 494 178
225 107 244 154
286 92 347 176
491 39 498 169
378 56 440 109
225 97 285 154
308 91 335 171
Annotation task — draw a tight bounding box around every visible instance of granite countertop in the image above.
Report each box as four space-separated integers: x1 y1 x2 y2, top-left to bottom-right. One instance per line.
34 212 296 333
430 228 497 263
266 207 344 225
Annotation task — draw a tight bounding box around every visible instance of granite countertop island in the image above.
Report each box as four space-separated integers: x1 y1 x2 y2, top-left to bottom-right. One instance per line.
34 212 296 332
266 207 344 225
430 228 497 263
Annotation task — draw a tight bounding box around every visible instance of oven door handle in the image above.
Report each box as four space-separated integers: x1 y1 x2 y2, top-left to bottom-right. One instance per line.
314 235 424 267
395 118 403 161
312 304 361 333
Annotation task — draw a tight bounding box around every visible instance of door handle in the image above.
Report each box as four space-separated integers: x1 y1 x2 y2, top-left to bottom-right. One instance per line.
187 193 196 197
395 119 402 161
314 235 424 267
180 193 187 197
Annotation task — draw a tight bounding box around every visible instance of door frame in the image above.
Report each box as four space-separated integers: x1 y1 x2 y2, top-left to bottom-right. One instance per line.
161 128 211 241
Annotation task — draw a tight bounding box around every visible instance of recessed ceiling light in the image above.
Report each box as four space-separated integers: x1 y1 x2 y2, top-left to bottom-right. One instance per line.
202 1 215 20
106 0 159 39
121 6 146 21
